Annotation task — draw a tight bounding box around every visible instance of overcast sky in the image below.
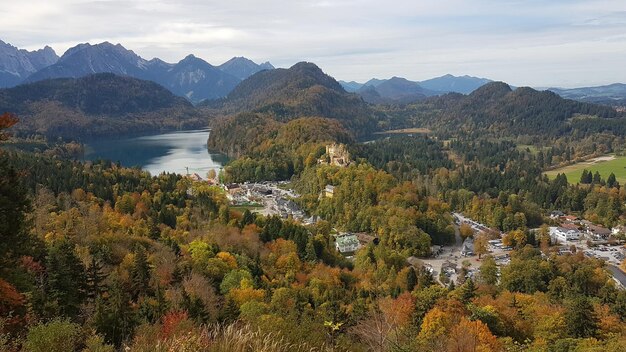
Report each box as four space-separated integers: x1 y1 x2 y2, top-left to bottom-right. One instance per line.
2 0 626 87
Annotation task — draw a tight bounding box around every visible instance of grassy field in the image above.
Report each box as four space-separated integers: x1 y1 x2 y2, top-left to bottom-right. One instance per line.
374 128 432 135
231 203 264 212
545 155 626 184
516 144 550 156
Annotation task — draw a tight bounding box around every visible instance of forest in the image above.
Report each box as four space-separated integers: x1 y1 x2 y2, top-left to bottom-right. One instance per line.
2 107 626 352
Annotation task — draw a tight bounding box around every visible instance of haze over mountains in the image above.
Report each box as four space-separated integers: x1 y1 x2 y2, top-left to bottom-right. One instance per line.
549 84 626 107
2 39 626 108
339 74 494 103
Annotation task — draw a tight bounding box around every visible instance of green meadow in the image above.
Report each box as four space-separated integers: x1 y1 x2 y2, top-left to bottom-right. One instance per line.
545 155 626 184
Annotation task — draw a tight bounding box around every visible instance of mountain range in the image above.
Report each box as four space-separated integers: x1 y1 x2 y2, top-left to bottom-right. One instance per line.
0 40 59 88
339 74 493 103
3 39 626 108
0 40 274 103
549 83 626 107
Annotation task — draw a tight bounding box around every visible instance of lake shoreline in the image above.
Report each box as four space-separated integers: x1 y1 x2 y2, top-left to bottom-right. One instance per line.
83 129 227 176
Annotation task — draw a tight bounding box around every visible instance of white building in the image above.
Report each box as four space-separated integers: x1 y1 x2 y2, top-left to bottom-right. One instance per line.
334 233 361 253
550 227 581 243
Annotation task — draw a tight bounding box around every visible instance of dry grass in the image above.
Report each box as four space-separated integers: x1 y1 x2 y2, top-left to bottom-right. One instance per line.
131 323 321 352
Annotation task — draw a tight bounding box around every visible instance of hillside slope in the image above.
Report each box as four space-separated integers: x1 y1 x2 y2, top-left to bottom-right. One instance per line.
1 73 206 139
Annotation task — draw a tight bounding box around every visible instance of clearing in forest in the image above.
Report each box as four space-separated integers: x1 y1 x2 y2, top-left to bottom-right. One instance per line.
545 154 626 184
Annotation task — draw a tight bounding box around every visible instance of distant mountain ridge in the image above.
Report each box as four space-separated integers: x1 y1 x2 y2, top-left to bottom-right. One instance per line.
218 57 274 80
0 40 58 88
408 81 623 136
549 83 626 107
340 74 493 103
419 74 492 94
0 40 273 103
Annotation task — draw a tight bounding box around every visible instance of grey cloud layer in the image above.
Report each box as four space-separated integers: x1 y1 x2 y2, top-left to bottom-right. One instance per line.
1 0 625 87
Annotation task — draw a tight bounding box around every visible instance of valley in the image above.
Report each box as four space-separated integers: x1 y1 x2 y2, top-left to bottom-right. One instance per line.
2 25 626 352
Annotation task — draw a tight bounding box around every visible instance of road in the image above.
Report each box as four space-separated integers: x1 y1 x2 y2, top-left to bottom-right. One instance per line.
607 265 626 288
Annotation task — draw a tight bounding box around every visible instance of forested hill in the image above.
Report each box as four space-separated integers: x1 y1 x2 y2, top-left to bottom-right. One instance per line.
0 73 205 139
207 62 377 136
386 81 624 137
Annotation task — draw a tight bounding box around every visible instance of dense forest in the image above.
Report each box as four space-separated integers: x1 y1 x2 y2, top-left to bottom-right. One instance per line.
2 55 626 351
0 74 207 139
375 82 625 139
2 106 626 351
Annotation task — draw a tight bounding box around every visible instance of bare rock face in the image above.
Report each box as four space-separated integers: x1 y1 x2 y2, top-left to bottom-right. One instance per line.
0 40 58 87
20 42 273 103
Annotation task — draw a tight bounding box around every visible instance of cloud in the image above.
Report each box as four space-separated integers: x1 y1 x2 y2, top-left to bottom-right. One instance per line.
1 0 625 87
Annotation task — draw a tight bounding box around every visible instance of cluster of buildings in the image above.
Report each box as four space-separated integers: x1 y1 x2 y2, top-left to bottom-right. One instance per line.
548 212 618 244
224 182 310 222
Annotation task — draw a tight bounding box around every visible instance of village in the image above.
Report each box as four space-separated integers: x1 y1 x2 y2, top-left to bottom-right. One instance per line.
187 145 626 289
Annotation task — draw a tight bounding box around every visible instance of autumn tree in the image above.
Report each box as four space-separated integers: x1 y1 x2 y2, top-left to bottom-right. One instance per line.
474 234 488 259
446 317 500 352
459 223 475 241
478 256 498 286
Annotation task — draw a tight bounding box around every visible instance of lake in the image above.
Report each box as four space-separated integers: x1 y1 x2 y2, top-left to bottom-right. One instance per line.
84 129 228 176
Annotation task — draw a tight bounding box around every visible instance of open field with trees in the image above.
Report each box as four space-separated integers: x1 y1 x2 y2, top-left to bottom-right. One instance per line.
545 154 626 184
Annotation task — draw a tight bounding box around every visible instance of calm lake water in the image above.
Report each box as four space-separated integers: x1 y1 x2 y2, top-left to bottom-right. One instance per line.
84 129 228 176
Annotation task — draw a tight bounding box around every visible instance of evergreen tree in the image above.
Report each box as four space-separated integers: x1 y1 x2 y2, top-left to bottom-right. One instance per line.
86 257 107 301
406 267 417 292
130 246 151 298
0 155 31 271
580 169 590 184
46 240 87 317
240 209 255 228
607 172 617 188
305 237 318 262
460 278 476 303
565 296 597 338
592 171 602 185
94 278 137 347
218 205 230 224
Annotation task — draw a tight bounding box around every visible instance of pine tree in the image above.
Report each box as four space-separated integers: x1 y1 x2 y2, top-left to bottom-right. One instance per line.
86 257 107 301
592 171 602 184
565 296 597 338
240 209 255 228
94 278 137 347
607 172 617 188
305 237 318 262
406 267 417 292
0 154 31 270
46 239 87 317
460 278 476 303
580 170 590 184
130 246 151 298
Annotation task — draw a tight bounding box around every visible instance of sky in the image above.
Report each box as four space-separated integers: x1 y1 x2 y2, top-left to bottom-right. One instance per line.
2 0 626 88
